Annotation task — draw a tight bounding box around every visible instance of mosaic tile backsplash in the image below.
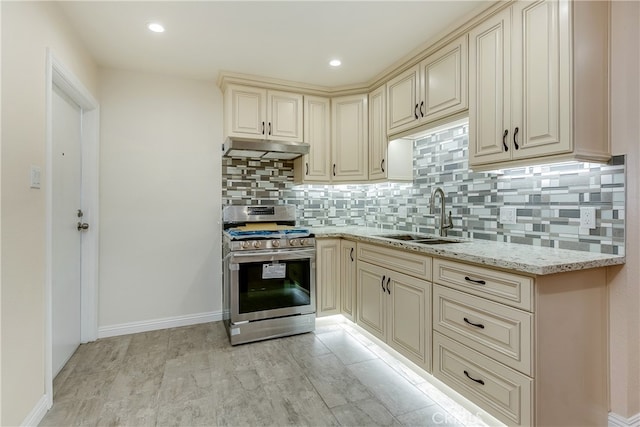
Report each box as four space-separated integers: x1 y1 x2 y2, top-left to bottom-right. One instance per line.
222 121 625 255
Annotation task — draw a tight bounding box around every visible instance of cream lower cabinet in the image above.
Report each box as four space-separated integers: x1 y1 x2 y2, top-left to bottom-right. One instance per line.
356 243 432 370
340 240 357 322
432 258 608 426
315 239 341 317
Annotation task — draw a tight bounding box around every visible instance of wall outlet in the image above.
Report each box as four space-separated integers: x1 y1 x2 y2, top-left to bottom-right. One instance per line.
580 207 597 229
499 207 517 225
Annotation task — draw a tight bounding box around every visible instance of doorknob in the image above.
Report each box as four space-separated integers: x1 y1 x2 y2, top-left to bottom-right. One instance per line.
77 222 89 231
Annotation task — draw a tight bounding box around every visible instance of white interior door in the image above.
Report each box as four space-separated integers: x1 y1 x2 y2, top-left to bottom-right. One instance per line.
52 84 83 377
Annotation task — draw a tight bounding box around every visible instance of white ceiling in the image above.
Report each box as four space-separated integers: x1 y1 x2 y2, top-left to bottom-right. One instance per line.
57 1 494 88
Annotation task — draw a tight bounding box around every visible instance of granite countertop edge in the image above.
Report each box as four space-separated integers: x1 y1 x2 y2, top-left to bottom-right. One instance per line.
310 226 626 276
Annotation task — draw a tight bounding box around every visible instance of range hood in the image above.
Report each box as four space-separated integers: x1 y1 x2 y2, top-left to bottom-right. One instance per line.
222 137 309 160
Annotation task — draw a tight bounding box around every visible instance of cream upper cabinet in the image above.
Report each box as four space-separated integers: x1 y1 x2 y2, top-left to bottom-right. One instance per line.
387 35 468 136
316 239 341 317
469 0 610 169
368 85 387 181
340 240 357 322
420 35 468 124
224 84 303 142
294 96 331 183
387 65 420 134
331 94 368 182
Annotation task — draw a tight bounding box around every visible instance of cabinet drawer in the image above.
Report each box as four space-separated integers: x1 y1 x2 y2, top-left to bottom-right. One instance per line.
433 258 533 311
358 243 432 280
433 285 533 375
433 332 533 426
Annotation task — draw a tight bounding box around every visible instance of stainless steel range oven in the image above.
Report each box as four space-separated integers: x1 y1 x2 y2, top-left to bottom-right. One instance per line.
222 205 315 345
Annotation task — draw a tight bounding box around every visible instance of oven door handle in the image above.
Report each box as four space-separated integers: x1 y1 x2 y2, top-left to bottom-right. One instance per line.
229 249 316 263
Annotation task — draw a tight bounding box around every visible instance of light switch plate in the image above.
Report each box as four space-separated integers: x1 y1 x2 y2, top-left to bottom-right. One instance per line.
30 165 41 189
499 207 517 225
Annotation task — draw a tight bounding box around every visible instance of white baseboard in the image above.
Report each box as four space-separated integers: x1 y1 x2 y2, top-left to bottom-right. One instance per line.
610 411 640 427
21 394 49 427
97 311 223 339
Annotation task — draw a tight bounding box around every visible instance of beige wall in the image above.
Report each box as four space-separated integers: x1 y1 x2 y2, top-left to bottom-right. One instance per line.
609 0 640 419
0 2 98 425
98 68 222 329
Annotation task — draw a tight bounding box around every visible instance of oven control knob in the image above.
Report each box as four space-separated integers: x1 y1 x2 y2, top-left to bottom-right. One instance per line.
299 238 307 246
289 238 299 246
241 241 251 249
271 240 280 248
253 241 262 249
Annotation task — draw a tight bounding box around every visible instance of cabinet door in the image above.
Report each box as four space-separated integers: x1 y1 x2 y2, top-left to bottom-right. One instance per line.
316 239 341 317
387 65 420 135
421 35 468 123
225 85 267 138
340 240 357 322
468 8 512 166
368 85 387 181
511 0 570 159
388 272 430 368
267 90 303 142
331 94 368 182
299 96 331 182
356 261 386 340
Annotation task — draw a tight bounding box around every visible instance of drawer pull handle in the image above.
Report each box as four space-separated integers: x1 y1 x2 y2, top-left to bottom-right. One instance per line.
350 248 354 262
381 275 386 292
464 276 486 285
464 317 485 329
386 277 391 294
464 370 485 385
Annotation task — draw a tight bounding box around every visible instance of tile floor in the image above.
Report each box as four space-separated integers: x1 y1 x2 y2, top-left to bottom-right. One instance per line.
41 317 492 427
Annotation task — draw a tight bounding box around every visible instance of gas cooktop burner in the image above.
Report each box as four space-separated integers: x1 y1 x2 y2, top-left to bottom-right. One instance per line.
225 227 311 240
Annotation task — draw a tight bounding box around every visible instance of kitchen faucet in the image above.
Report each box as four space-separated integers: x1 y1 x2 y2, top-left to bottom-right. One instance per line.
430 187 453 237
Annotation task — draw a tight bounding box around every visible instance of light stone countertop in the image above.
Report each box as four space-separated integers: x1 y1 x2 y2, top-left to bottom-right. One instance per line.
310 226 626 276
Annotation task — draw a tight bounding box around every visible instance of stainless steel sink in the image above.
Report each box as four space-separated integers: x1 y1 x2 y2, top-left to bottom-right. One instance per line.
376 234 462 244
413 238 461 245
378 234 426 241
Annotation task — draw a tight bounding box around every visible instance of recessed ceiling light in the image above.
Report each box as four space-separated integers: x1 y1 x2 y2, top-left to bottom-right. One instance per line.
147 23 165 33
329 59 342 67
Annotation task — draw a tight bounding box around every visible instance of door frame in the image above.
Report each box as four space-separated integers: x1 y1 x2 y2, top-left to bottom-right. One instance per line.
45 49 99 408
